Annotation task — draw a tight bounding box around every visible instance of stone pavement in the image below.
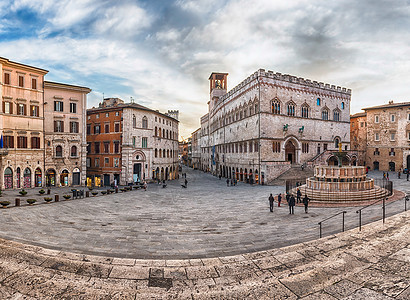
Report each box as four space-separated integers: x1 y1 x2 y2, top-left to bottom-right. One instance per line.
0 167 408 259
0 209 408 299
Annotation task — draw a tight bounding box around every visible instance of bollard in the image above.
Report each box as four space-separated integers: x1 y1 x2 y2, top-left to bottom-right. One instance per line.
115 188 118 193
86 191 89 197
15 198 21 207
47 189 50 195
55 194 59 202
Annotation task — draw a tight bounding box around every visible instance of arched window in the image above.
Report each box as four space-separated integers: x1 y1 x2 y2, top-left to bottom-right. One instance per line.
301 104 309 118
317 98 321 106
155 148 158 158
341 102 345 109
158 128 162 137
333 110 340 121
334 138 340 149
56 145 63 157
162 129 165 137
133 115 136 128
272 99 281 114
71 146 77 157
166 130 169 139
163 149 166 157
249 106 253 115
155 127 157 136
142 116 148 129
287 102 295 116
322 109 329 120
167 149 170 158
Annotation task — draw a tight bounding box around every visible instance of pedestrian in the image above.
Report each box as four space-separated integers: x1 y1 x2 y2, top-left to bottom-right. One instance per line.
185 178 188 187
277 193 282 207
231 178 233 186
143 181 147 191
286 192 290 205
383 172 386 179
219 174 222 180
289 194 295 214
226 178 230 186
303 194 310 213
398 171 401 179
269 194 274 212
296 188 302 203
387 172 389 180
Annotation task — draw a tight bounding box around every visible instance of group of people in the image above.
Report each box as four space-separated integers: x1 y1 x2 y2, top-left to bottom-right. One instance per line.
226 178 238 186
269 188 310 214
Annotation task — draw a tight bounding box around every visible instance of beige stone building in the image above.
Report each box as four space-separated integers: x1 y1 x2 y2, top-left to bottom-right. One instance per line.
361 101 410 172
350 112 367 166
44 81 91 187
200 70 352 184
1 57 48 189
191 128 200 169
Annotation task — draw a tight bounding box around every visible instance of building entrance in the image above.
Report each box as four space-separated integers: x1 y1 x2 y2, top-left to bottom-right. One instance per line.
133 163 141 183
285 141 296 164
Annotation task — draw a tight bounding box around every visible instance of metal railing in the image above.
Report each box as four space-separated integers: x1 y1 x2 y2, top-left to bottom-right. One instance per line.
356 198 386 231
318 210 347 238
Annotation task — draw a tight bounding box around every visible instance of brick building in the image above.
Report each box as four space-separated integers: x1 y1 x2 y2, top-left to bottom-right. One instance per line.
350 112 367 166
86 98 179 186
200 70 352 184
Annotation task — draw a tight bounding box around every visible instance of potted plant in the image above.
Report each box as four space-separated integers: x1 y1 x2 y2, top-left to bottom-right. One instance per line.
26 199 36 205
44 197 53 203
101 191 107 195
63 195 71 200
19 189 28 196
109 189 115 194
39 189 46 195
0 201 10 208
120 188 126 192
91 191 98 196
88 187 94 191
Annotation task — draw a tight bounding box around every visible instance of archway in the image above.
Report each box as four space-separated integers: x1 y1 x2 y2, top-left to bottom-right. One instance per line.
60 169 69 186
255 169 259 184
328 156 339 166
236 168 239 180
4 167 13 189
35 168 42 187
285 140 296 164
46 169 56 186
72 168 80 185
23 168 31 188
249 169 253 184
240 168 243 181
165 167 169 180
389 162 395 172
161 167 164 180
16 167 21 188
373 161 379 171
133 163 142 183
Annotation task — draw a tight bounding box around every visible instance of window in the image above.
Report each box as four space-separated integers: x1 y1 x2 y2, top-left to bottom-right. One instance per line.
115 111 119 116
360 122 364 128
105 123 109 133
287 102 295 116
255 104 258 113
55 145 62 157
104 157 110 166
302 142 309 153
4 136 14 148
155 148 158 158
18 75 24 87
142 137 147 148
3 101 11 114
272 99 281 114
87 143 91 153
375 115 379 123
54 120 64 132
301 105 309 118
4 73 10 85
70 103 77 113
31 78 37 90
324 143 328 151
254 141 259 152
87 115 90 120
95 158 100 167
133 115 136 128
341 102 345 109
334 138 340 148
54 101 64 112
17 136 28 148
86 124 91 135
374 148 380 155
142 116 148 128
94 124 100 134
94 142 100 154
249 142 253 152
30 105 39 117
114 141 120 153
391 114 395 122
390 132 395 141
133 136 136 147
104 142 110 153
70 122 79 133
408 131 410 140
96 114 99 119
155 127 157 136
322 110 329 120
408 113 410 121
71 146 77 157
114 122 120 132
333 110 340 121
272 141 280 152
316 98 321 106
375 132 380 141
86 158 91 168
114 158 119 167
31 137 40 149
105 113 109 117
17 104 26 115
389 148 395 156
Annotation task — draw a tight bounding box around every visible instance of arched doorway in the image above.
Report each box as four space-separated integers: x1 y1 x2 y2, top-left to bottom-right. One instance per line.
72 168 80 185
16 167 21 188
285 140 296 164
60 170 69 186
165 167 169 180
4 167 13 189
23 168 31 188
373 161 379 171
35 168 42 187
389 162 395 172
161 167 164 180
328 156 338 166
236 168 239 180
249 169 253 184
46 169 56 186
255 169 259 184
244 168 248 183
133 163 142 183
240 168 243 181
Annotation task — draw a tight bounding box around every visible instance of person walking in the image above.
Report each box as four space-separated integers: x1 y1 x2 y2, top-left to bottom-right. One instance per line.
303 194 310 213
286 192 290 206
296 188 302 203
184 178 188 187
289 194 295 214
226 178 230 186
269 194 274 212
277 193 282 207
387 172 389 180
143 181 147 191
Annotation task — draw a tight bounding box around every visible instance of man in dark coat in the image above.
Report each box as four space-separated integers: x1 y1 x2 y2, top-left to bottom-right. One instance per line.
269 194 274 212
184 178 188 187
303 194 310 213
277 193 282 207
226 178 230 186
296 188 302 203
289 194 295 214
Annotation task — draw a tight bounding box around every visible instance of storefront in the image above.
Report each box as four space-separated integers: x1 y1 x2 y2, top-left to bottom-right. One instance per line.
60 170 69 186
35 168 42 187
4 167 13 189
46 169 56 186
72 168 80 185
23 168 31 188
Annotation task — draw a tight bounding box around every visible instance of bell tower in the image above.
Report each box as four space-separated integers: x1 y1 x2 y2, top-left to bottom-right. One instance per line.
208 72 228 111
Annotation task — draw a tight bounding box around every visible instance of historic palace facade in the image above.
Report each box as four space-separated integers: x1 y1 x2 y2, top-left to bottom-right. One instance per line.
86 98 179 186
199 69 352 184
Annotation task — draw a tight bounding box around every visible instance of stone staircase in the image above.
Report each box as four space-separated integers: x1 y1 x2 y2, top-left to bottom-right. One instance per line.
268 164 314 186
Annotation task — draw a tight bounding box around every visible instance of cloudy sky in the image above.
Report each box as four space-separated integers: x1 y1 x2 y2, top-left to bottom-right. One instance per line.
1 0 410 139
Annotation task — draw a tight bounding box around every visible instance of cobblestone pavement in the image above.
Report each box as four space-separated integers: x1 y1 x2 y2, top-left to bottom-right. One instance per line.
0 167 408 259
0 210 408 299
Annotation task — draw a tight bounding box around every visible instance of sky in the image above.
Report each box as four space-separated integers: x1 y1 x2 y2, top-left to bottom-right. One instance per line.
1 0 410 139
